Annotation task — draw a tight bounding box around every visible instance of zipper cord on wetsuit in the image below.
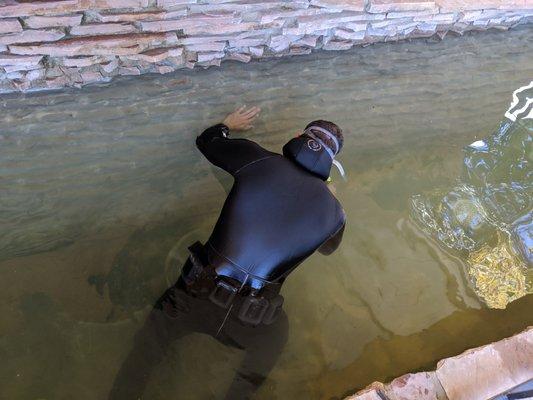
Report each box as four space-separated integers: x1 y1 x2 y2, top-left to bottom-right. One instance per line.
215 275 249 338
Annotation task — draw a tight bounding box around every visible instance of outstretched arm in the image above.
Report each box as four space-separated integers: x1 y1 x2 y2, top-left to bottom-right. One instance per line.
196 106 273 175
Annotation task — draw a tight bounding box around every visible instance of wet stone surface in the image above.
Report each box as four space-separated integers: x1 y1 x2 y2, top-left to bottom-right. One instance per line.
0 27 532 400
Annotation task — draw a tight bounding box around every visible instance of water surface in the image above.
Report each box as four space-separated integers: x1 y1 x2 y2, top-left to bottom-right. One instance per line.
1 26 532 399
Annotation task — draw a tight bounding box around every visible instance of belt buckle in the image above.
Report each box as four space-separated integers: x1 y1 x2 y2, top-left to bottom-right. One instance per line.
209 280 238 309
238 296 269 326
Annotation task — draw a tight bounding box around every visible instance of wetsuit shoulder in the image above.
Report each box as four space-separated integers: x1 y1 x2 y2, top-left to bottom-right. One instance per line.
196 124 277 175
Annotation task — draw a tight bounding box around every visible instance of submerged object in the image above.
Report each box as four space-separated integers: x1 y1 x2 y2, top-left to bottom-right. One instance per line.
410 118 532 308
409 185 494 253
467 234 528 309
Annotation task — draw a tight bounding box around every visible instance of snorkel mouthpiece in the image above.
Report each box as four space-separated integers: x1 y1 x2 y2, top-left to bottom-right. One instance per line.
332 159 347 181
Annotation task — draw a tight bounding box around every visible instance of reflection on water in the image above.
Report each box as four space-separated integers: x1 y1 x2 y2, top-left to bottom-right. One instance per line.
1 27 533 399
410 118 532 309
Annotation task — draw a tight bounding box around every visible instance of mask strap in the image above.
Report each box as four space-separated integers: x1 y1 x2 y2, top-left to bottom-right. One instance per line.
304 131 335 159
305 126 340 155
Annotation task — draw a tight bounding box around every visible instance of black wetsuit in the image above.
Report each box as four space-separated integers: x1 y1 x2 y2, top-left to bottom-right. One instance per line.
196 124 346 290
109 124 345 400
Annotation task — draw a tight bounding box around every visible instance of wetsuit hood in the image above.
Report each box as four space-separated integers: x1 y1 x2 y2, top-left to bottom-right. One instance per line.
282 136 332 180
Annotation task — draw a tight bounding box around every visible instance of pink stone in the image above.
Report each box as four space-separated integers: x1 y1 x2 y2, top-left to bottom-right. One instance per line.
187 42 227 52
24 14 83 29
414 12 457 22
436 327 533 400
139 15 254 35
434 0 528 11
334 28 366 40
60 55 111 67
80 69 103 82
188 1 309 14
167 47 183 57
154 64 174 73
249 46 264 57
416 22 438 33
259 8 331 24
0 18 22 34
200 57 222 67
100 58 119 73
289 46 312 55
269 35 291 52
156 0 196 9
295 35 319 47
343 22 368 31
0 29 64 45
94 9 187 23
197 51 224 63
228 37 266 48
227 52 251 62
4 63 41 72
0 0 78 18
12 78 31 91
26 68 45 81
178 36 234 45
63 67 83 82
310 0 365 11
45 75 71 89
387 10 437 18
0 0 150 18
121 48 169 63
286 11 386 35
323 40 353 50
6 70 24 79
383 372 447 400
118 66 141 75
184 22 257 36
70 23 137 36
368 0 437 13
9 32 177 56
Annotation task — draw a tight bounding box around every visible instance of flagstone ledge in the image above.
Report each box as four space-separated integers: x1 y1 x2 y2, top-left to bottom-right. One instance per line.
345 326 533 400
0 0 532 93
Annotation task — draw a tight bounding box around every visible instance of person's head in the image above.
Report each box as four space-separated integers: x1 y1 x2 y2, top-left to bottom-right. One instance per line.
302 120 343 157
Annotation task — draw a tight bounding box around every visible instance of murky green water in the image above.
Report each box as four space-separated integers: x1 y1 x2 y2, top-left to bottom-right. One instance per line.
1 27 532 400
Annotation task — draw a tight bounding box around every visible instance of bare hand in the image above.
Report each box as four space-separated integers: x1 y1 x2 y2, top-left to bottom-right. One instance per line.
222 106 261 131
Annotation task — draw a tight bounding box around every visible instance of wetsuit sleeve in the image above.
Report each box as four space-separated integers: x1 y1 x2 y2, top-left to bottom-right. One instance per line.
318 218 346 256
196 123 273 175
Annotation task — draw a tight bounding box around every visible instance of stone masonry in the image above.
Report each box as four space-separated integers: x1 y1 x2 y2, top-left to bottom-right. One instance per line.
346 326 533 400
0 0 532 93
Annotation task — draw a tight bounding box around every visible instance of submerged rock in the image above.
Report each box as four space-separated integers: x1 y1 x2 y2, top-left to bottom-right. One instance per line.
410 118 532 308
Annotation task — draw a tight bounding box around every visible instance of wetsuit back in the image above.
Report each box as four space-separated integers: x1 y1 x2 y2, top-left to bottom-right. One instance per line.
196 124 346 290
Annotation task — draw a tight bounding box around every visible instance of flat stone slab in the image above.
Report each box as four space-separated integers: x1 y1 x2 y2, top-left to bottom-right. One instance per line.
384 371 448 400
369 0 437 13
0 1 532 92
435 0 533 11
346 382 386 400
345 327 533 400
436 326 533 400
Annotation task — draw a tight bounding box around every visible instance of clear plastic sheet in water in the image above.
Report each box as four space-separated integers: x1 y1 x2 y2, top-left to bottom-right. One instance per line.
410 119 532 309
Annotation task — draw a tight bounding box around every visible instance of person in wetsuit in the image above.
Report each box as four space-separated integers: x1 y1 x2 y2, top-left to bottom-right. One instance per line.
109 106 346 400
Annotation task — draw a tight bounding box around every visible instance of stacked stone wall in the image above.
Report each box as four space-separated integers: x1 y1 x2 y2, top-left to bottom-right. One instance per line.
0 0 532 93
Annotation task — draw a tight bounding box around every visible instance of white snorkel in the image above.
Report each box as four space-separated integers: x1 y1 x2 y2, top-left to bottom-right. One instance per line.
303 125 347 182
